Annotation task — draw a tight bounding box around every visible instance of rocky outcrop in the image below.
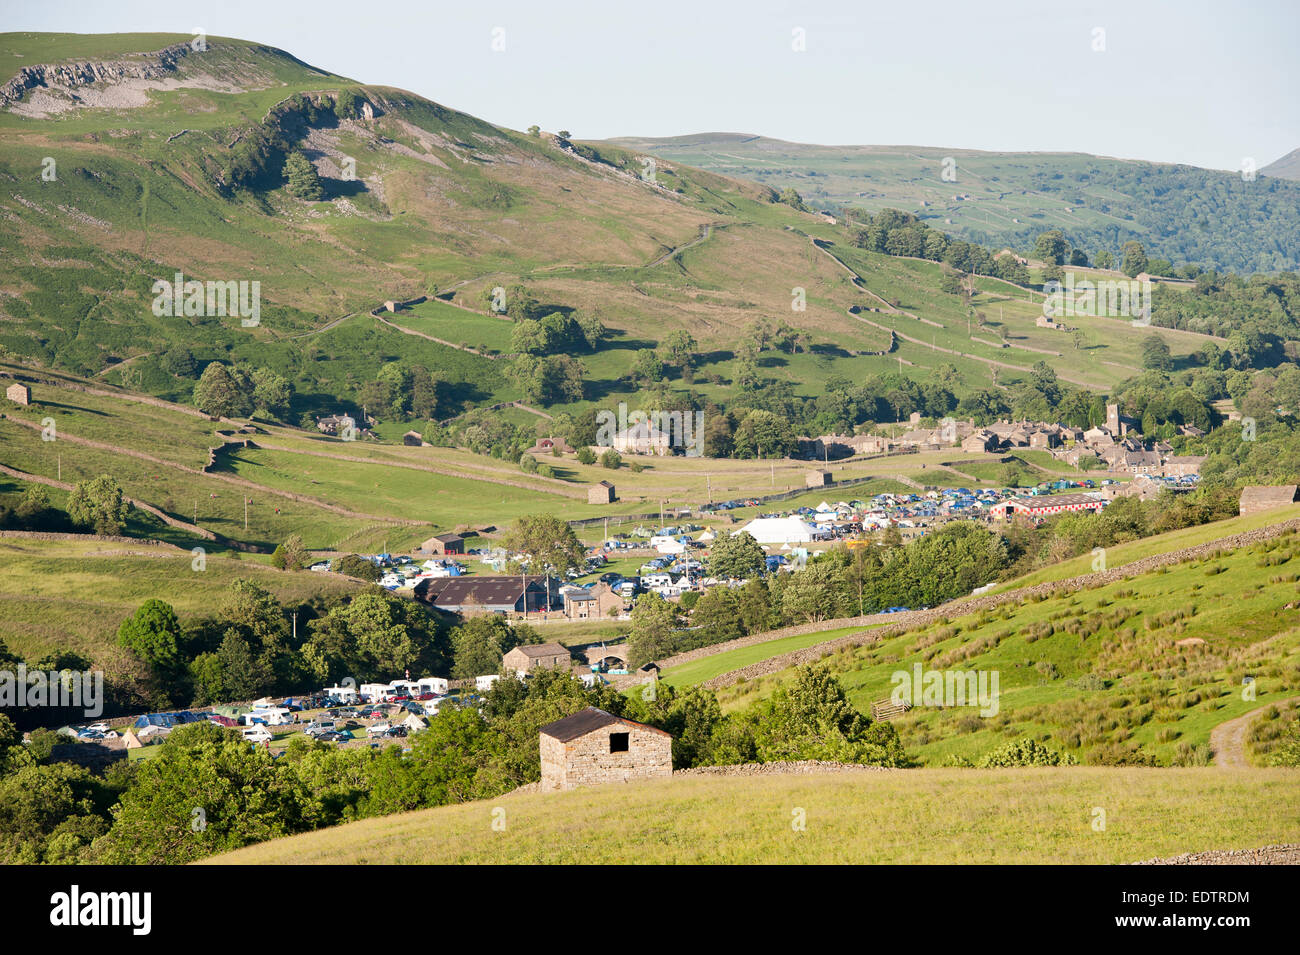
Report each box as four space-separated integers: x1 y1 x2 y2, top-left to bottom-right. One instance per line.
0 42 193 107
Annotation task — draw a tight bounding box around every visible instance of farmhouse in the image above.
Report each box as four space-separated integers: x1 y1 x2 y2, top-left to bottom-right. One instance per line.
562 583 626 620
420 532 464 556
607 420 671 456
502 642 572 674
1239 485 1300 516
587 480 615 504
5 382 30 405
416 575 556 614
538 707 673 792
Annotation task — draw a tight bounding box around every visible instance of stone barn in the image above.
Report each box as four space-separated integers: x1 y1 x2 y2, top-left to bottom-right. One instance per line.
587 480 615 504
806 470 831 488
1239 485 1299 516
539 707 672 791
5 382 30 406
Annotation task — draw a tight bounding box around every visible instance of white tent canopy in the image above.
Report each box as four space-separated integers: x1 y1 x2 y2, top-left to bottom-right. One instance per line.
734 516 820 545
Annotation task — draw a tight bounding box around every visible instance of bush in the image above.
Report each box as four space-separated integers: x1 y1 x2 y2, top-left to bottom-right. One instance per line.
977 738 1077 767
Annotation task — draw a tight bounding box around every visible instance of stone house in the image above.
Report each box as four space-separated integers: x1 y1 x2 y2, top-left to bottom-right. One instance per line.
962 430 996 453
539 707 673 792
561 582 625 620
502 642 572 674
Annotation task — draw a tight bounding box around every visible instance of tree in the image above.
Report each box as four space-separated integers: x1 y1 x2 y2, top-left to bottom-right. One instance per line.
91 722 310 864
67 475 130 535
1033 230 1069 265
777 187 807 211
193 362 250 418
116 599 181 677
249 368 293 418
628 593 680 668
504 514 586 579
709 531 766 579
753 665 906 765
332 554 380 582
599 449 622 469
1093 249 1115 270
1121 240 1149 278
1141 333 1173 371
632 348 665 383
661 330 698 369
450 615 522 679
732 409 797 458
527 125 540 137
270 534 309 570
283 150 324 200
336 88 361 119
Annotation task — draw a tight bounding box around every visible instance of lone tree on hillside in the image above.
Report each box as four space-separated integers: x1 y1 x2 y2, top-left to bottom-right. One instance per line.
283 150 324 200
68 474 130 535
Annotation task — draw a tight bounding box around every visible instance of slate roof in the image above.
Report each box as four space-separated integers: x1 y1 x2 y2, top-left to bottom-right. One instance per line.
539 707 671 742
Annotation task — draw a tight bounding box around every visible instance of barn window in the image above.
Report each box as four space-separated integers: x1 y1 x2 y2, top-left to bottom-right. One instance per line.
609 732 629 753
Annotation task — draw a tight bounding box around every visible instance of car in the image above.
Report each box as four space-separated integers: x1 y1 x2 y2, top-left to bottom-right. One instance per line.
304 720 337 737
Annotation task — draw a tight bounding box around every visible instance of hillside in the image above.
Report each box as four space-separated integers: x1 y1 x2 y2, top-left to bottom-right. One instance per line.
205 767 1300 864
709 518 1300 767
0 32 1243 430
605 133 1300 274
1263 147 1300 181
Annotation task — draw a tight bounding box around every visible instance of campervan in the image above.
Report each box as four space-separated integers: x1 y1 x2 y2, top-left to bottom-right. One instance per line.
242 726 273 744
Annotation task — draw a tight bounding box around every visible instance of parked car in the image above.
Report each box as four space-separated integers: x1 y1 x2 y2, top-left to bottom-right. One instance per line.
242 726 273 744
304 720 337 737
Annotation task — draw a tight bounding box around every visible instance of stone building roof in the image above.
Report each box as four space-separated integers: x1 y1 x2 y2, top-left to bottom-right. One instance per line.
1240 485 1299 510
539 707 671 742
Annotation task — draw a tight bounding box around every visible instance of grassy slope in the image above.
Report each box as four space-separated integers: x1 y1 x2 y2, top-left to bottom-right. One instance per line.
0 32 1218 419
714 522 1300 766
0 535 361 659
205 767 1300 864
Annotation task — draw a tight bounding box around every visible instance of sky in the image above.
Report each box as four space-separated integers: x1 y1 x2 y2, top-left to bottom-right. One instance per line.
4 0 1298 171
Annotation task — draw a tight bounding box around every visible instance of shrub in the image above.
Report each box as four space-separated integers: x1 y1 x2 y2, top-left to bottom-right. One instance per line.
977 738 1076 767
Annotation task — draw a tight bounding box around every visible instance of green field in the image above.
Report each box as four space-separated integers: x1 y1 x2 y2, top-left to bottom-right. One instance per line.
0 535 361 659
715 523 1300 766
205 767 1300 864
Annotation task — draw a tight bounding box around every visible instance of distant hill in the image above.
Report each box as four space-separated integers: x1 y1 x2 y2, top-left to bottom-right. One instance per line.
1263 147 1300 181
605 133 1300 274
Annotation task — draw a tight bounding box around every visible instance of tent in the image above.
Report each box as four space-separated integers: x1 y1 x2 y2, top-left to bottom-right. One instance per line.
734 516 820 545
